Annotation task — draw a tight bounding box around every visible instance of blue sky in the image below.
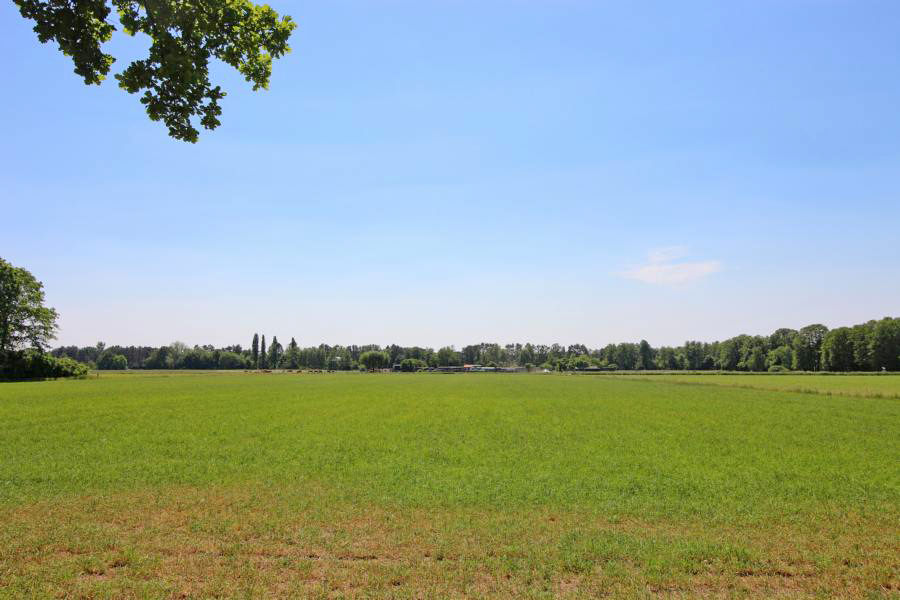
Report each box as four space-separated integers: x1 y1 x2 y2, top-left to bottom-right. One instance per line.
3 0 899 348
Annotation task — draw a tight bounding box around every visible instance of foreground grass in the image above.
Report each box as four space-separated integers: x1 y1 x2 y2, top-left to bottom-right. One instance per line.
2 484 895 598
0 373 897 597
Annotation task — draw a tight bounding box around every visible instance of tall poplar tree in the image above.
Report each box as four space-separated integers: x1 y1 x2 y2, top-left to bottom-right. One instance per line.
259 335 268 369
267 336 283 369
251 333 259 367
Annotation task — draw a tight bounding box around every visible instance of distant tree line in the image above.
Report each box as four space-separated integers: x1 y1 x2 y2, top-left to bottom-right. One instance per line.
51 317 900 372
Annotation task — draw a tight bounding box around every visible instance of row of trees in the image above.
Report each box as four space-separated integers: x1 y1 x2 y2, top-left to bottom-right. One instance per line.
50 317 900 372
7 254 894 376
19 255 890 377
638 319 899 372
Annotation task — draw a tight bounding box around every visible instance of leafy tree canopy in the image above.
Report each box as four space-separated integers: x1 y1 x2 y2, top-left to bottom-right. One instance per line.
14 0 296 142
0 257 59 353
97 352 128 370
359 351 389 371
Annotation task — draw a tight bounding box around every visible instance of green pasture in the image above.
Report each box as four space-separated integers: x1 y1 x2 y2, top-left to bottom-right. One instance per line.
0 372 897 597
615 372 900 399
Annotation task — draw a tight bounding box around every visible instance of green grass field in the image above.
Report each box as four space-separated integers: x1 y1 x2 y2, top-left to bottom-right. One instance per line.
1 373 897 598
615 372 900 399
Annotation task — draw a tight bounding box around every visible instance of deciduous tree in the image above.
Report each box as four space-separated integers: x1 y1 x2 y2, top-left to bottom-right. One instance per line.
637 340 654 370
792 324 829 371
97 352 128 370
0 257 59 353
283 337 300 369
436 346 462 367
870 317 900 371
359 350 389 370
821 328 854 371
14 0 296 142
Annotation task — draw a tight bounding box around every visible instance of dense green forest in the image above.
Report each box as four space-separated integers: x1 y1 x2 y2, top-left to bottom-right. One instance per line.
52 317 900 372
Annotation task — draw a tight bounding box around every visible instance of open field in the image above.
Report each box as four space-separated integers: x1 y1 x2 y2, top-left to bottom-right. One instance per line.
614 373 900 400
0 373 897 598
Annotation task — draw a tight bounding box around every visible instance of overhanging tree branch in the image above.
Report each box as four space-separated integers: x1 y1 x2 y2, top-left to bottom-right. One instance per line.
14 0 296 142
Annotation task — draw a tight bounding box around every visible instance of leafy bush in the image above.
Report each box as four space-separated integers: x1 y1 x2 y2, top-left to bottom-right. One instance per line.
0 349 89 380
768 364 790 373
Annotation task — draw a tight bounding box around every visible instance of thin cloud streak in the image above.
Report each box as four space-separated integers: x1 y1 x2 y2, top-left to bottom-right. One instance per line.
622 248 722 285
647 245 689 264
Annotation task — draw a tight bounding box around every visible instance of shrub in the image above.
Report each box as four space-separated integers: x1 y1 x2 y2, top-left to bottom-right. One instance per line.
0 349 90 380
768 365 790 373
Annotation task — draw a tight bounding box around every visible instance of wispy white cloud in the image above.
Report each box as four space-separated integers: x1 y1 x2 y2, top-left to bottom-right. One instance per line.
646 245 690 264
622 247 722 285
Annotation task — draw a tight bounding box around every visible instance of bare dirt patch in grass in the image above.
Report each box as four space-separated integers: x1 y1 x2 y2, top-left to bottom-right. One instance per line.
1 484 896 598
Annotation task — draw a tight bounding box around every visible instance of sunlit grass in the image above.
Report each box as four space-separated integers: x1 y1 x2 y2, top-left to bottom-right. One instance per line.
0 372 896 597
616 372 900 399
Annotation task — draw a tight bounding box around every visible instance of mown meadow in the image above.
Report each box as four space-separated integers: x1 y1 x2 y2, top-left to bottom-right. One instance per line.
0 372 897 598
617 372 900 399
